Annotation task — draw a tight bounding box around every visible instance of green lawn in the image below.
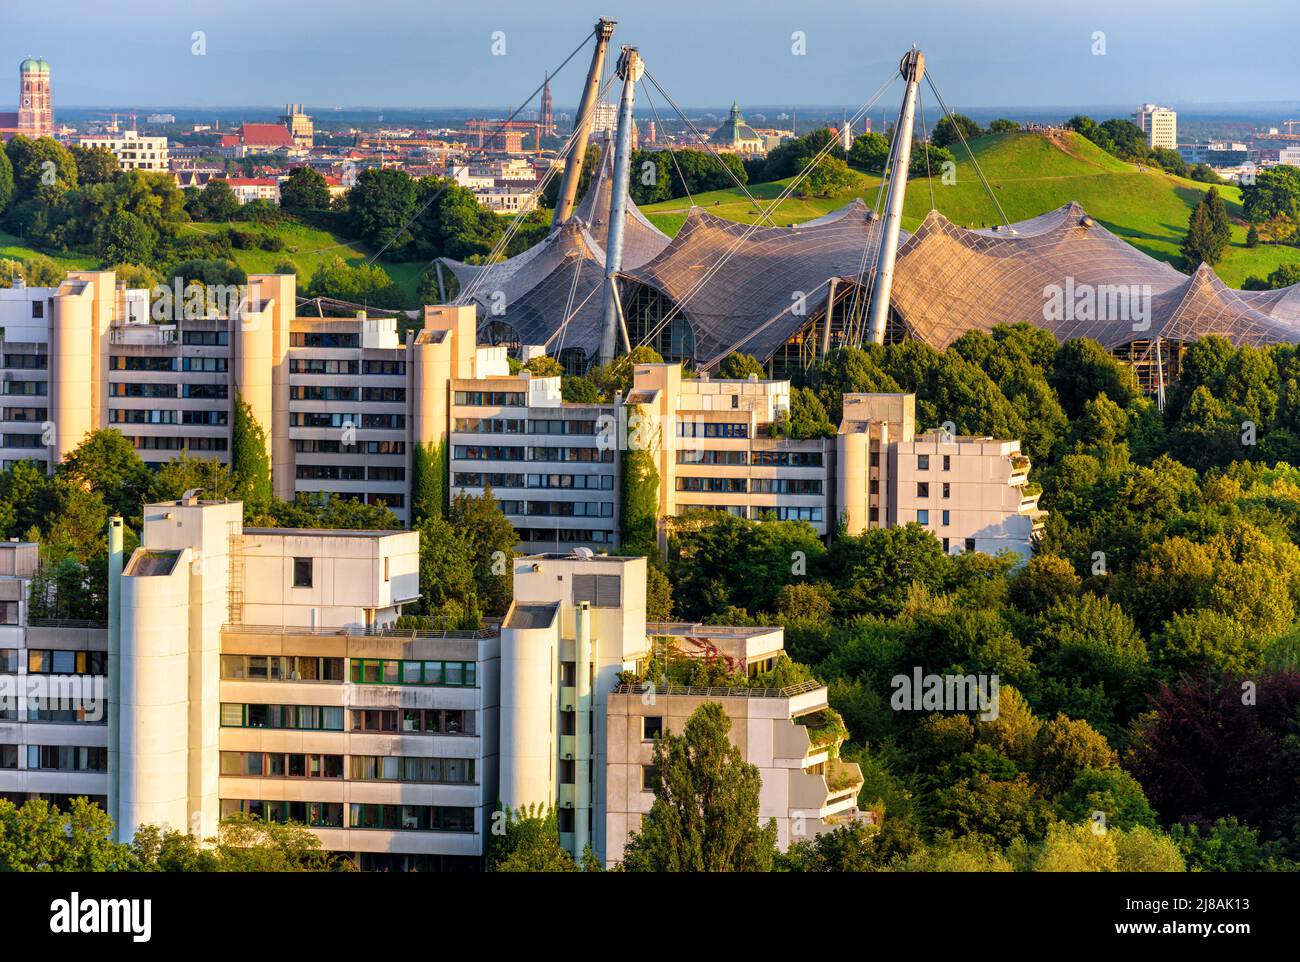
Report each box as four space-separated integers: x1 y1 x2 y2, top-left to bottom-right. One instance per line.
641 130 1300 288
2 219 426 305
177 220 425 304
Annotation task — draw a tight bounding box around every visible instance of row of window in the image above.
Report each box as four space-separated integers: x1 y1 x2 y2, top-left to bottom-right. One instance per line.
916 454 953 471
518 528 615 544
290 332 358 349
289 359 406 376
674 449 825 467
16 745 108 771
350 659 477 688
130 435 228 453
915 509 953 527
110 409 227 426
2 407 46 422
295 464 405 482
453 390 526 407
9 649 108 675
1 434 43 449
290 412 406 430
453 445 614 464
3 381 46 397
220 655 345 682
3 354 47 369
676 422 748 439
916 482 953 499
452 472 614 491
289 386 406 403
350 708 475 735
217 751 476 784
0 706 105 725
293 439 406 455
677 504 825 523
497 500 614 518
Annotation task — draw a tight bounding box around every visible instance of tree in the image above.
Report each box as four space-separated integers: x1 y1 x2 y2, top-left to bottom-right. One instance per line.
0 797 135 871
1057 767 1156 830
100 210 158 265
57 428 152 522
305 256 402 309
192 179 242 222
988 118 1019 134
5 135 77 201
207 813 344 871
931 114 983 149
410 440 447 524
151 453 241 503
1049 337 1139 417
1007 553 1080 615
446 490 515 616
847 131 890 173
522 355 563 378
800 155 858 198
1180 187 1231 268
487 804 578 872
0 145 13 216
347 168 418 253
231 393 273 517
622 702 778 871
718 351 765 379
278 166 330 213
621 404 661 559
69 144 119 185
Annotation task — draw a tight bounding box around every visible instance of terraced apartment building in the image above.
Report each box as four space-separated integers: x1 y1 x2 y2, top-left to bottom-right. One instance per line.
0 270 1042 558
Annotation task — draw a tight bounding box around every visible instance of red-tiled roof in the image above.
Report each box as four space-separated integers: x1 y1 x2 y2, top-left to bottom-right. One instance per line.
238 123 295 148
225 177 279 187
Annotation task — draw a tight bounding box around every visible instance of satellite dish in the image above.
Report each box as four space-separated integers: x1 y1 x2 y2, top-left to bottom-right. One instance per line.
181 488 202 505
572 546 595 560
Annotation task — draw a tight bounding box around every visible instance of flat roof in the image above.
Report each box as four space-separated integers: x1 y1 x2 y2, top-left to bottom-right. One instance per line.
244 527 407 539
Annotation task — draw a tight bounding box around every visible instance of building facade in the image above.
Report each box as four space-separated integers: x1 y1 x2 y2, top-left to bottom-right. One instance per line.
0 541 110 811
78 129 170 172
1137 103 1177 149
1 268 1042 557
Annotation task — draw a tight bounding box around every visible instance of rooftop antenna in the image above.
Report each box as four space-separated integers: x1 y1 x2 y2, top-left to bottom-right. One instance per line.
867 48 924 346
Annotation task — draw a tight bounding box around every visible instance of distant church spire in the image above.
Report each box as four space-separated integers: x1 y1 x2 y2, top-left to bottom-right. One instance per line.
540 73 554 136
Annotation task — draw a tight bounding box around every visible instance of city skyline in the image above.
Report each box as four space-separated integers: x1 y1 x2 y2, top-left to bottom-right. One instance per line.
4 0 1299 110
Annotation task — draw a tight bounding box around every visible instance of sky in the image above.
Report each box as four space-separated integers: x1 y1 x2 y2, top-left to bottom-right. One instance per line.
4 0 1299 111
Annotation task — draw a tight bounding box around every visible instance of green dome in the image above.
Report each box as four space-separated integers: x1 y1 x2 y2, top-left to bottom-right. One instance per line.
20 58 49 73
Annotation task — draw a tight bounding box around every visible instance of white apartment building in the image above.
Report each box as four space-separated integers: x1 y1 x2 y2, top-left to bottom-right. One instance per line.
0 540 110 811
838 393 1044 559
0 268 1042 559
1136 104 1177 150
499 551 865 865
449 371 620 552
112 495 498 871
78 129 170 172
630 363 832 534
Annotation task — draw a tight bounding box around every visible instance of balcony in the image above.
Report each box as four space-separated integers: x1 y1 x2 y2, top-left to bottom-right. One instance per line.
795 707 848 757
825 759 863 805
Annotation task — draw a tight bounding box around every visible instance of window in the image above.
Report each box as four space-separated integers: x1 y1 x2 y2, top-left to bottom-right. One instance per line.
917 482 929 498
917 509 930 525
349 659 477 687
558 808 575 833
942 510 951 526
31 301 44 319
0 744 16 768
965 538 976 552
642 716 663 741
220 704 344 731
943 538 950 552
918 454 929 470
943 455 951 471
348 803 474 832
293 557 313 588
0 602 16 625
558 759 575 785
0 649 16 672
27 650 106 674
943 482 951 499
641 765 660 793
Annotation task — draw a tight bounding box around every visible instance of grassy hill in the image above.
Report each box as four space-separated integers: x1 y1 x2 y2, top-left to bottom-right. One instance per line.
3 218 426 305
641 130 1300 288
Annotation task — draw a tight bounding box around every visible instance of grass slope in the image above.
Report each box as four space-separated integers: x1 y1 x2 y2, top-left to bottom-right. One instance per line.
641 130 1300 287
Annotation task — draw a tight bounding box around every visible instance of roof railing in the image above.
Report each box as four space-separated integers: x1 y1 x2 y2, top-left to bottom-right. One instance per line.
611 679 823 699
221 624 497 640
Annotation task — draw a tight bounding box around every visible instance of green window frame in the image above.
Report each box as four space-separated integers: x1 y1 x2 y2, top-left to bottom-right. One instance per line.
349 659 477 687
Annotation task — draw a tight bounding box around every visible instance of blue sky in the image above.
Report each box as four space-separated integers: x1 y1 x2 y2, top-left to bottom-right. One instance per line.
5 0 1298 109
